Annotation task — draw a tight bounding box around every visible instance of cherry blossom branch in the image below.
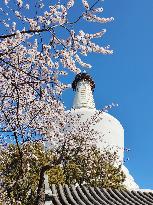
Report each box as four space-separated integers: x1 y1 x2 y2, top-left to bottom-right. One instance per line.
0 28 50 39
0 58 45 82
0 1 115 202
67 0 101 25
0 0 101 39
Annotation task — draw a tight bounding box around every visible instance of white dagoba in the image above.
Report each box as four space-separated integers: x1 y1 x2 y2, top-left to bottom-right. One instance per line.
67 72 139 190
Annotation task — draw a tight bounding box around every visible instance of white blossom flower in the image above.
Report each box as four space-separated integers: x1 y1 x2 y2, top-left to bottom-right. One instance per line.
82 0 89 9
4 0 9 5
25 4 30 10
17 0 23 7
12 22 16 30
67 0 75 9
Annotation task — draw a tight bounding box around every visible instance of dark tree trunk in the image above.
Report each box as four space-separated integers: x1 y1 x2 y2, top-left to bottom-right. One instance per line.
37 183 45 205
35 166 48 205
35 158 62 204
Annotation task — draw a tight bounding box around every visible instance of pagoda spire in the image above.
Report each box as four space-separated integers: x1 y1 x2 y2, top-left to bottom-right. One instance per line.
72 72 95 109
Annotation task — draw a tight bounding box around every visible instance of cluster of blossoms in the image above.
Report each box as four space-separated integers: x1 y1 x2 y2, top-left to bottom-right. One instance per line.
0 0 115 203
67 0 90 10
37 5 68 27
75 54 92 68
1 0 113 71
83 12 114 23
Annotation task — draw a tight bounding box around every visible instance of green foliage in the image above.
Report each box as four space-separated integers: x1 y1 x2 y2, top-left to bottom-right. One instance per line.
53 148 126 189
0 142 51 204
0 142 126 204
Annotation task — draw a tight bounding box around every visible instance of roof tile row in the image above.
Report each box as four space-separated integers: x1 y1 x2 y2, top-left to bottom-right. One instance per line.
45 185 153 205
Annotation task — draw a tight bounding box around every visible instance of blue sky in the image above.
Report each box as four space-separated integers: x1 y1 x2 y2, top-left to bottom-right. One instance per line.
62 0 153 189
1 0 153 190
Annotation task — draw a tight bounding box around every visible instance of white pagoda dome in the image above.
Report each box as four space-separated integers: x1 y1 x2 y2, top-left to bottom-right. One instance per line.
66 72 139 190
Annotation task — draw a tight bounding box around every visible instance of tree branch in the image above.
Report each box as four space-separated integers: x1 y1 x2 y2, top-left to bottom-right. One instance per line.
35 156 63 205
67 0 101 25
0 28 49 39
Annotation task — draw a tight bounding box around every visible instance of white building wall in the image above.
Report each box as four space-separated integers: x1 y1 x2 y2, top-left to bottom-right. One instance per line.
66 108 124 162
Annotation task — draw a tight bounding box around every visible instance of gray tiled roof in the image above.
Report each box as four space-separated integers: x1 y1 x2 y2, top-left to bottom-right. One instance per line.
45 185 153 205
